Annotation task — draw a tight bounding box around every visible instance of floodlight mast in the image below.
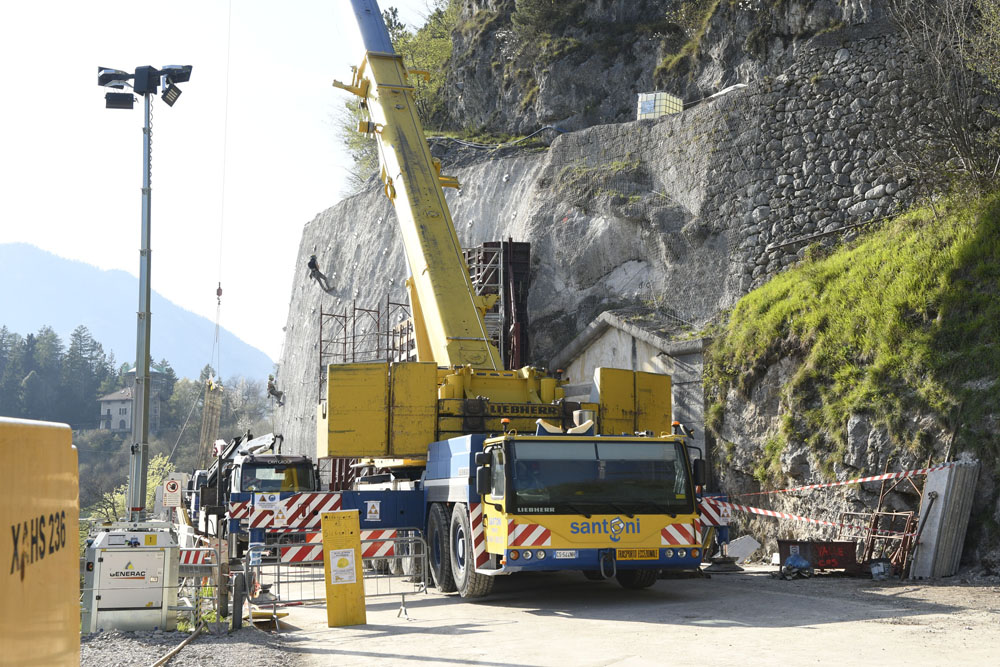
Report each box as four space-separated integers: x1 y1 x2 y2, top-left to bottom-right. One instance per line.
98 64 191 522
126 88 153 523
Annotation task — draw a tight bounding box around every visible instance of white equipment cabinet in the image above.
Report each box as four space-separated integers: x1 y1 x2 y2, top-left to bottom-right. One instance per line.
81 522 180 633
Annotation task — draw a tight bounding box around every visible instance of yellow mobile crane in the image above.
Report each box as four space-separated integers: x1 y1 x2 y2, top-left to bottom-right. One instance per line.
313 0 708 597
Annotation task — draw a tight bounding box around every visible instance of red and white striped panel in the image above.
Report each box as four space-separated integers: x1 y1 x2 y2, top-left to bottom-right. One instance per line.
361 529 397 558
228 500 251 519
280 533 323 563
248 508 276 529
179 549 215 565
698 498 731 527
469 503 489 568
661 522 700 546
281 493 343 530
507 520 551 547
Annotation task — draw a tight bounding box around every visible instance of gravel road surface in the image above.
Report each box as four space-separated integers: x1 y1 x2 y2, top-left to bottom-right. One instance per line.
80 626 293 667
80 566 1000 666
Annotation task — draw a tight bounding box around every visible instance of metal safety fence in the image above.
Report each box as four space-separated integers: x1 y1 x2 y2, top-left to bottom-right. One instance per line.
244 529 428 605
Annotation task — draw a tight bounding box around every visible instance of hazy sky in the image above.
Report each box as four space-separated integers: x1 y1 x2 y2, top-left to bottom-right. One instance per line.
0 0 433 362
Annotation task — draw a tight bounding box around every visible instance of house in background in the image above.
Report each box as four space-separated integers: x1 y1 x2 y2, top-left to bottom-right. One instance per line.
550 308 710 464
98 387 133 432
98 362 167 434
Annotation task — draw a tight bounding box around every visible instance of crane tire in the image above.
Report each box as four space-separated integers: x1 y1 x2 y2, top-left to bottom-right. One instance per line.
450 503 494 599
428 503 457 593
615 568 658 590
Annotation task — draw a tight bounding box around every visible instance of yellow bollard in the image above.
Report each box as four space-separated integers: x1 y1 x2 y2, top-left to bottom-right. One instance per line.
321 510 366 627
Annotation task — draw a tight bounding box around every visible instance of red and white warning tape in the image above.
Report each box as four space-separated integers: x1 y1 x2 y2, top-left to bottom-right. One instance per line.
703 460 977 536
729 460 970 499
701 497 916 537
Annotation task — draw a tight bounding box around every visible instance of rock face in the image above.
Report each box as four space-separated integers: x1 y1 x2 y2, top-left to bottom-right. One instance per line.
444 0 882 134
273 5 996 569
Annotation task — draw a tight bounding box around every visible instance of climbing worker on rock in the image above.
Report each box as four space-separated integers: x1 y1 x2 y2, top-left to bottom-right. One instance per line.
307 254 332 292
267 374 285 407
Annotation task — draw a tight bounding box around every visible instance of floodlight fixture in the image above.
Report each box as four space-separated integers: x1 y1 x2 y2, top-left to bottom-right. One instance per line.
160 65 192 83
161 83 182 107
105 92 135 110
98 66 132 88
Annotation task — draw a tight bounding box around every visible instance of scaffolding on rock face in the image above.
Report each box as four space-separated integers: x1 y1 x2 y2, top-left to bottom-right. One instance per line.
462 240 531 370
318 294 415 401
316 241 533 401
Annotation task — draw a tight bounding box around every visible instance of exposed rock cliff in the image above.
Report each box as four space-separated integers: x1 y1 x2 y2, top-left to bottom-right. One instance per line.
445 0 882 134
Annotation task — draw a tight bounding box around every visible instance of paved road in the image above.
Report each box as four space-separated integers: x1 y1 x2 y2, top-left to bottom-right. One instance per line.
267 566 1000 666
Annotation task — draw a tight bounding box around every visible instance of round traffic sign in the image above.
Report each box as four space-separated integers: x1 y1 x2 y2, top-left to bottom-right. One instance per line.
165 480 180 493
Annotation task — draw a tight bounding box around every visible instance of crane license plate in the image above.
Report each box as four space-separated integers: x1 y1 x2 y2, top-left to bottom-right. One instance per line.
616 548 659 560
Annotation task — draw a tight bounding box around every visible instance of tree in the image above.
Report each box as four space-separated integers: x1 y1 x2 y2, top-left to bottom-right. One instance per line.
62 326 108 428
199 364 217 383
157 358 178 401
967 0 1000 163
98 351 119 396
337 99 381 192
21 327 63 421
887 0 1000 190
383 6 408 45
90 453 175 521
394 0 458 126
222 377 268 435
0 327 24 416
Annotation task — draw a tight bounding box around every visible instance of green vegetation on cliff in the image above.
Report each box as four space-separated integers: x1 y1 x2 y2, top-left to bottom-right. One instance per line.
705 190 1000 481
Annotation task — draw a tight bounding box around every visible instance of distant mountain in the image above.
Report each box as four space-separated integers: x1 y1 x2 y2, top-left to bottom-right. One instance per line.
0 243 274 380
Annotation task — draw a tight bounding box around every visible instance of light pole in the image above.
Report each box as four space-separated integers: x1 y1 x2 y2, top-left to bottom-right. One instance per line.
98 64 192 522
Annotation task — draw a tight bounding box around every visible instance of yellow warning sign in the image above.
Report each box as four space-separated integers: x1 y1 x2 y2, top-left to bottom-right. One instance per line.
321 510 366 627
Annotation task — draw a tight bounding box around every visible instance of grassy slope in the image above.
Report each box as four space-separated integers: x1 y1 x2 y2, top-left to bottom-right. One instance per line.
705 191 1000 484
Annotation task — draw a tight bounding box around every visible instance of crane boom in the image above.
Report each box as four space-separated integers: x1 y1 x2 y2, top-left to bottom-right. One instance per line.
338 0 502 370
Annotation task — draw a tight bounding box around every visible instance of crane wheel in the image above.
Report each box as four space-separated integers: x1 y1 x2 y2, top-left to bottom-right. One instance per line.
428 503 457 593
450 503 494 598
615 569 658 589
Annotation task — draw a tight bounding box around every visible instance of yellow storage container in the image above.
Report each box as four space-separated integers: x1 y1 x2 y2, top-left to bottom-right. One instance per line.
635 370 671 434
595 367 635 435
1 417 79 666
388 362 438 456
318 362 389 458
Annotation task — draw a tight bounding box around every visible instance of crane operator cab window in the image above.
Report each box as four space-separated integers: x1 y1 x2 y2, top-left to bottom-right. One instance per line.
241 461 316 493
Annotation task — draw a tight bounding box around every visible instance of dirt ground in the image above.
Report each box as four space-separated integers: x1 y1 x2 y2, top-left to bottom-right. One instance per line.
258 566 1000 666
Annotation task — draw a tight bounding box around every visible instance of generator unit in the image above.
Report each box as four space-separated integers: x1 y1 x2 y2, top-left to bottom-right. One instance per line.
81 522 180 633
